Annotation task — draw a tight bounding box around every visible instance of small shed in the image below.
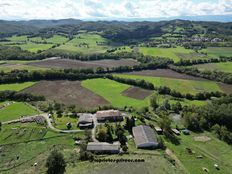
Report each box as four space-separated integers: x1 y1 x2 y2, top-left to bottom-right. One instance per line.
154 126 163 134
172 128 180 135
86 142 120 154
132 125 158 149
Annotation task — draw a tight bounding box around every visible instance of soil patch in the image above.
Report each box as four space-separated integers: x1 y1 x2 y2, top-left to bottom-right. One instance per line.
124 69 207 81
27 58 139 69
219 83 232 94
121 87 153 100
22 80 109 108
194 136 211 142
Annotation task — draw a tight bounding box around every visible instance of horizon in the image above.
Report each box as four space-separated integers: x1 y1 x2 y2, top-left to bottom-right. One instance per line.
0 0 232 22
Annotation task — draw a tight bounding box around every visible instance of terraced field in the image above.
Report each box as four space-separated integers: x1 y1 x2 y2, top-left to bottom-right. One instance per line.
0 82 36 91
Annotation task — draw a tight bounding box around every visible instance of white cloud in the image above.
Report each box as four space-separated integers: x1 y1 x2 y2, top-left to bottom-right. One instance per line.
0 0 231 20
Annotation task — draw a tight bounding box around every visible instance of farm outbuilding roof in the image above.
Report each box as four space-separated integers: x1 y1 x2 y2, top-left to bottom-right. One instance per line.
87 142 120 154
96 110 123 121
132 125 158 149
78 113 93 123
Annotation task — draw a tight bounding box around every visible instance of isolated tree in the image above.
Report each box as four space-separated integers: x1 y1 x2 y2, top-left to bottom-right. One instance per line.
97 127 107 142
46 150 66 174
150 95 159 110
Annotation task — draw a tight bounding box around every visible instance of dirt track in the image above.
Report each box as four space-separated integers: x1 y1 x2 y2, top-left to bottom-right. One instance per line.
22 80 109 108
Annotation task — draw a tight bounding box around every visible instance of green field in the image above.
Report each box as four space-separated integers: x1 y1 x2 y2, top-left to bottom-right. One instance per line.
139 46 208 62
201 47 232 57
29 34 68 44
81 78 150 108
165 132 232 174
0 102 38 122
114 74 222 95
55 33 110 54
18 43 54 52
0 82 36 91
194 62 232 73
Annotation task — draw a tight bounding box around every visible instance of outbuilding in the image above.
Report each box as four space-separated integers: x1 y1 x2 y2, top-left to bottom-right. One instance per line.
96 110 123 122
86 142 120 154
77 114 94 129
132 125 158 149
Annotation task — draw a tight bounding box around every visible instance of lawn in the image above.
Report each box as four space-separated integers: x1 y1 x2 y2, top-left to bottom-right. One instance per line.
165 132 232 174
81 78 150 109
0 102 38 122
194 62 232 73
53 114 79 130
0 82 36 91
139 46 203 62
30 35 68 44
55 33 110 54
114 74 222 95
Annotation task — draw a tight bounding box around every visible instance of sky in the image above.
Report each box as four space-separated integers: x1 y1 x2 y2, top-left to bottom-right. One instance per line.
0 0 232 20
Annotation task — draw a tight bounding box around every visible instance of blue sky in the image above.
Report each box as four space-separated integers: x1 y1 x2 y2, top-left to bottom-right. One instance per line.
0 0 231 20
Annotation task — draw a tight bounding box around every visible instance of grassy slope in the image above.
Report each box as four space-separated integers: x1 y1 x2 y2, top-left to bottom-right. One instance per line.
202 47 232 57
0 102 38 122
114 74 221 95
165 132 232 174
0 82 36 91
139 46 194 62
81 78 150 108
194 62 232 73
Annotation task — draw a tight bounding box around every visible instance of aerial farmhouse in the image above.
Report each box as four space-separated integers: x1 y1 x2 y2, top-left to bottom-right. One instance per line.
86 142 120 154
77 113 94 129
96 110 123 122
132 125 158 149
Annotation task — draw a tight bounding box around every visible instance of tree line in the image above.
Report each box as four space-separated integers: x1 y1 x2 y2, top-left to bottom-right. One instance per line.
0 90 45 102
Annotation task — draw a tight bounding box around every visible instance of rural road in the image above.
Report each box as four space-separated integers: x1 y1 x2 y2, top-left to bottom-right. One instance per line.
91 114 99 142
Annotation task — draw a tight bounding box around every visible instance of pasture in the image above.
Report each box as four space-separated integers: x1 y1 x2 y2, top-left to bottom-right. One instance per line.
0 102 38 122
55 33 111 54
81 78 151 108
29 34 68 44
22 80 109 108
201 47 232 57
0 122 84 173
114 74 222 95
0 82 36 91
139 46 208 62
165 132 232 174
194 62 232 73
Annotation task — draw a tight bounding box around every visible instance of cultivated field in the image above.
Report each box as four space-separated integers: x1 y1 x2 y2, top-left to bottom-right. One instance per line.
0 60 48 72
81 78 150 108
124 69 207 81
0 82 36 91
139 46 208 62
122 87 153 100
22 80 109 108
114 74 223 94
194 62 232 73
27 58 139 69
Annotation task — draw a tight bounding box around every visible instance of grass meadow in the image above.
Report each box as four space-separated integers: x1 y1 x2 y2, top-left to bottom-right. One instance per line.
0 82 36 91
0 102 38 122
194 62 232 73
114 74 222 95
